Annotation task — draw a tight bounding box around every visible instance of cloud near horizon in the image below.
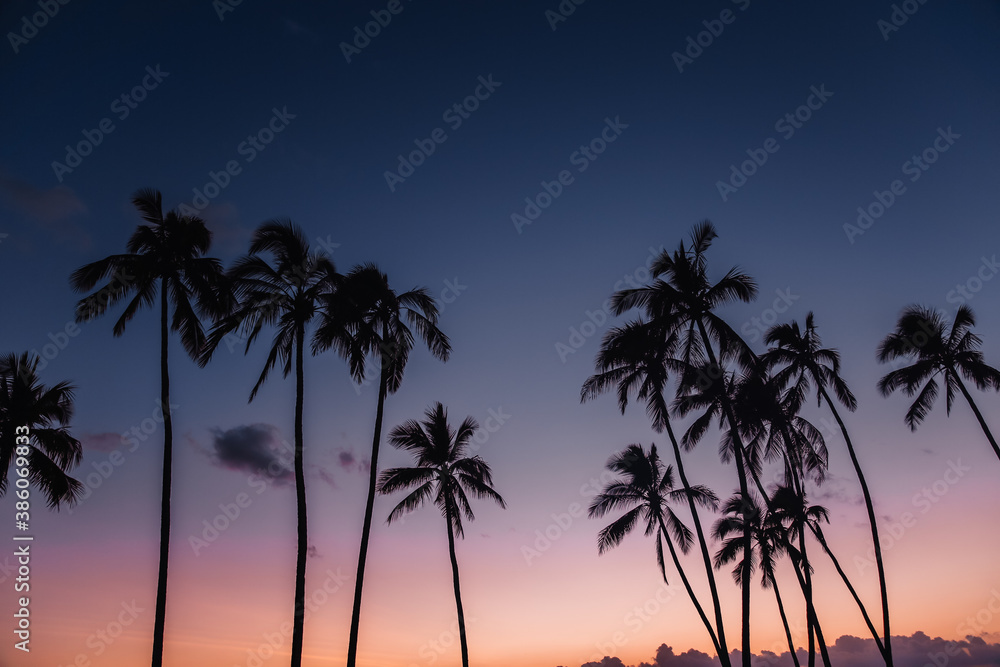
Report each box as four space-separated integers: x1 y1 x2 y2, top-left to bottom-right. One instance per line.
566 632 1000 667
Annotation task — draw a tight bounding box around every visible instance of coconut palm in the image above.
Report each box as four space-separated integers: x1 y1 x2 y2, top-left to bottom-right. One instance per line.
316 264 450 667
582 318 732 667
611 220 758 667
198 220 338 667
765 312 893 665
70 188 224 667
0 352 83 508
877 304 1000 464
588 443 723 660
713 493 802 667
377 402 505 667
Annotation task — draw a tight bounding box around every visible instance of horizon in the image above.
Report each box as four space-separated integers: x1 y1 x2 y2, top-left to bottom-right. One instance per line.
1 1 1000 666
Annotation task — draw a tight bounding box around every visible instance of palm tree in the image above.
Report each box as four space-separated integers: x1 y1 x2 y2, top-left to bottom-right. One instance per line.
377 402 505 667
765 312 893 665
588 443 724 661
581 319 732 667
70 188 224 667
199 220 338 667
611 220 758 667
316 263 450 667
877 304 1000 464
713 493 801 667
0 352 83 507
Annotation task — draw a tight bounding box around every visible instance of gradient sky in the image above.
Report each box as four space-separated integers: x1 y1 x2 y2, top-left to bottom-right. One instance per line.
1 1 1000 666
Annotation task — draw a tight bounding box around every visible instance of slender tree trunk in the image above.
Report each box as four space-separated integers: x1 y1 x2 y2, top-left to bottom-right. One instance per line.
290 325 308 667
659 402 732 667
657 522 722 656
819 386 893 666
346 355 389 667
151 280 172 667
954 374 1000 463
696 321 751 667
770 577 800 667
446 510 470 667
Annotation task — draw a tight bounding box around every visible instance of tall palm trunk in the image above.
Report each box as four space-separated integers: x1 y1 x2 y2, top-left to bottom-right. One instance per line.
656 393 731 667
770 576 800 667
446 506 470 667
151 280 172 667
695 320 751 667
346 351 389 667
954 374 1000 463
656 521 722 657
818 385 893 666
291 325 308 667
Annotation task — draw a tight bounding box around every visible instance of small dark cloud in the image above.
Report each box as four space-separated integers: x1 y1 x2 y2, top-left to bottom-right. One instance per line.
335 447 370 474
812 472 863 507
0 171 90 247
80 432 124 453
207 424 293 483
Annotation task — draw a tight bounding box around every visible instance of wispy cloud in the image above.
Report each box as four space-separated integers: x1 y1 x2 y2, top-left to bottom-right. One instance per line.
0 170 90 247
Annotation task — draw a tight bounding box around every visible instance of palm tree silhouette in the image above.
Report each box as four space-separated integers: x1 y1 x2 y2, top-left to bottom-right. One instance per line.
70 188 224 667
588 443 723 660
199 220 338 667
765 312 893 665
316 263 450 667
713 493 801 667
582 319 732 667
877 304 1000 464
377 402 505 667
0 352 83 507
611 220 758 667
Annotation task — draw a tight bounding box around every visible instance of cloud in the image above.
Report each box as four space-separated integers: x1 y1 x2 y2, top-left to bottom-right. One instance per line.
80 432 125 453
812 472 864 507
335 448 370 474
0 171 90 247
570 633 1000 667
207 424 293 483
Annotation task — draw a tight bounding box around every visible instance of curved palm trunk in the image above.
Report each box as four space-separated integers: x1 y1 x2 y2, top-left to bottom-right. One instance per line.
346 356 389 667
445 512 471 667
818 386 893 666
954 374 1000 463
657 521 722 656
695 320 751 667
769 576 800 667
290 326 308 667
151 280 172 667
658 397 732 667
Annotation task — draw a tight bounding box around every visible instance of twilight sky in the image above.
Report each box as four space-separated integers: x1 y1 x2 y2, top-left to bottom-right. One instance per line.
1 1 1000 666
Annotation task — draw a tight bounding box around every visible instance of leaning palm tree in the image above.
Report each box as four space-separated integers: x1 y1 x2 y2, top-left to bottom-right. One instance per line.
581 319 732 667
377 402 505 667
765 312 893 665
0 352 83 508
316 263 450 667
611 220 758 667
70 188 224 667
199 220 338 667
588 443 723 661
877 304 1000 464
713 493 801 667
